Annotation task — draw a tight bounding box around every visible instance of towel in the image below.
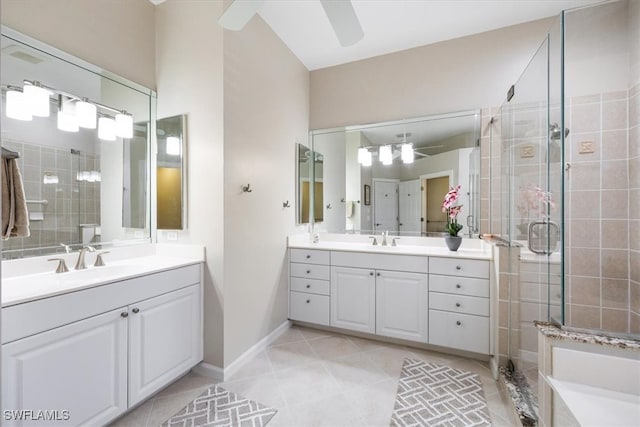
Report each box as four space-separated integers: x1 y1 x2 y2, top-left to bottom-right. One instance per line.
345 200 354 218
2 158 30 239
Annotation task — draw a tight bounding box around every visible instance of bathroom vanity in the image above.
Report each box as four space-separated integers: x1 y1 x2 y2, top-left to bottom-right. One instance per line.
288 235 493 355
1 244 204 426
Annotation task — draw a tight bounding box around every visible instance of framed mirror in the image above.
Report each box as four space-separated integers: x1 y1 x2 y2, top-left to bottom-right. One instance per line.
156 114 186 230
309 110 481 237
296 143 324 224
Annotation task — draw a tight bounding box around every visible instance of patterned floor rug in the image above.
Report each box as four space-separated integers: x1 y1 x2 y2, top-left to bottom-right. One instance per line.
391 359 492 427
162 385 278 427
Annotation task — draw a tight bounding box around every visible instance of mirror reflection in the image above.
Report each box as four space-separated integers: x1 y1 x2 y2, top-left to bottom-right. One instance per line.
310 111 481 237
296 143 323 224
156 115 186 230
0 31 153 259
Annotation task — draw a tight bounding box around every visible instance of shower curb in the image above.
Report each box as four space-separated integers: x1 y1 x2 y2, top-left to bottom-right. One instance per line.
498 366 538 427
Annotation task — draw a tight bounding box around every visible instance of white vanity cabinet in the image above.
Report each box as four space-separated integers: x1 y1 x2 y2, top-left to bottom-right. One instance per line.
376 270 428 342
330 266 376 333
1 263 203 426
289 249 330 326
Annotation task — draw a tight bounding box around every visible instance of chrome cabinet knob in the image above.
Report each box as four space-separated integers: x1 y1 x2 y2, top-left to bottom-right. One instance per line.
456 321 461 326
306 299 310 304
456 284 461 289
306 270 311 274
121 312 129 318
132 308 140 314
306 284 311 288
376 272 381 277
455 303 461 308
456 265 462 270
306 255 311 259
370 272 374 276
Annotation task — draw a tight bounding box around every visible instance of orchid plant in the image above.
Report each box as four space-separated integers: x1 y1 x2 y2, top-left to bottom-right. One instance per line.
442 185 463 237
516 183 556 221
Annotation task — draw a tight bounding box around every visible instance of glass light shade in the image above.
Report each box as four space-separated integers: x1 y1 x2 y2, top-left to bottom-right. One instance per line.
115 113 133 138
357 147 368 164
57 100 79 132
5 90 32 121
43 173 59 184
98 117 117 141
166 136 180 155
401 143 414 164
361 149 372 167
91 171 101 182
76 100 97 129
379 145 392 165
81 171 91 181
23 84 50 117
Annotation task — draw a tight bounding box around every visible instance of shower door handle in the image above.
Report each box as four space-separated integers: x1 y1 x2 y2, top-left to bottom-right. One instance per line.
528 220 559 255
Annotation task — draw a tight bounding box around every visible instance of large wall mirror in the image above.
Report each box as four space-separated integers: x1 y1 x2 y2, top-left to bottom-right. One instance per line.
309 110 481 237
0 27 155 259
296 143 323 224
156 114 186 230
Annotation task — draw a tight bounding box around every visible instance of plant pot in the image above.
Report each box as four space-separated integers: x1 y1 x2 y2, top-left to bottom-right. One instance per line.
445 235 462 251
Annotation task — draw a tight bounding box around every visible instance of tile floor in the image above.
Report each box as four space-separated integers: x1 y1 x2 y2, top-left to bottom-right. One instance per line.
110 325 519 426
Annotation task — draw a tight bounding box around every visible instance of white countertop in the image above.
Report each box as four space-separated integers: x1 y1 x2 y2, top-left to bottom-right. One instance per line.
288 233 492 260
2 244 205 308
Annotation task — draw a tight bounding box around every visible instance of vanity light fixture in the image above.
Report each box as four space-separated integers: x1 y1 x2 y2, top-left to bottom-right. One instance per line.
76 98 97 129
357 147 368 164
379 144 393 165
5 89 32 121
23 81 50 117
43 172 59 184
401 143 414 164
166 136 180 155
361 149 372 166
57 96 79 132
115 111 133 138
98 116 116 141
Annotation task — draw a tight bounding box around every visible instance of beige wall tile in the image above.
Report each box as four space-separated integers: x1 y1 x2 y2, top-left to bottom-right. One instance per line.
602 249 629 279
631 280 640 313
630 126 639 158
602 130 628 160
630 93 639 128
602 278 630 309
569 133 601 162
629 189 640 219
571 94 601 105
601 160 628 190
630 220 640 251
631 251 640 282
570 220 600 248
601 190 628 219
569 190 601 219
570 248 601 277
602 99 628 131
569 162 601 190
603 91 627 101
601 219 629 249
631 312 640 334
570 276 601 306
629 157 640 190
568 304 601 329
602 308 629 333
571 102 601 134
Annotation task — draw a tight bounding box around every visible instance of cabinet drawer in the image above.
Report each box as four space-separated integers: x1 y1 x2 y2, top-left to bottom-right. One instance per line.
429 257 489 278
429 274 489 298
429 292 489 317
290 248 330 265
289 292 329 326
290 263 330 280
331 251 428 273
429 310 489 354
290 277 330 296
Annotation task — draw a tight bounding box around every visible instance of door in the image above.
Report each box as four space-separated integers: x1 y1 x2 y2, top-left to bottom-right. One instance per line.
373 180 398 233
2 309 128 427
330 267 376 333
376 270 428 342
398 180 421 236
424 176 449 233
128 284 202 406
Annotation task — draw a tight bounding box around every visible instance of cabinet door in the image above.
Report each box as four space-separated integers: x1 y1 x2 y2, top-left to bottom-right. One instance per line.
128 283 202 406
376 270 428 342
331 267 376 333
2 309 128 427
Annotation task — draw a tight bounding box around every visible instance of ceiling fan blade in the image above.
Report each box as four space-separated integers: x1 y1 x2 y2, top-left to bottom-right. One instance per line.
320 0 364 47
218 0 265 31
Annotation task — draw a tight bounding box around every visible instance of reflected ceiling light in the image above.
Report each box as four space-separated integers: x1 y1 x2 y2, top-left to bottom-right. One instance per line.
98 116 116 141
379 145 392 165
166 136 180 155
43 172 59 184
401 143 414 164
115 112 133 138
361 149 372 167
23 82 50 117
57 96 79 132
357 147 368 164
5 89 32 121
76 98 97 129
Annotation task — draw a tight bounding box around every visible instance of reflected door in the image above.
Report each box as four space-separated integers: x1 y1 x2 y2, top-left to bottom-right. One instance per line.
373 181 398 233
425 176 448 233
398 180 421 236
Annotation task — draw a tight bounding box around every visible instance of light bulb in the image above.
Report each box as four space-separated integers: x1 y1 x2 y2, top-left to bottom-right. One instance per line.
357 147 368 164
401 143 414 164
23 83 50 117
76 99 97 129
98 117 116 141
379 145 392 165
362 150 372 167
166 136 180 155
5 90 32 121
115 112 133 138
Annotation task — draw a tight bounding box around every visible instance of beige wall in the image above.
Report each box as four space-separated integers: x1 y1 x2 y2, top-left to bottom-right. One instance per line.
222 15 309 364
1 0 156 89
155 0 225 366
310 18 555 130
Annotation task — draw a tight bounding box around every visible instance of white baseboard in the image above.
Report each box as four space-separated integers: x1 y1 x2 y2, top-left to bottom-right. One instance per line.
192 320 292 382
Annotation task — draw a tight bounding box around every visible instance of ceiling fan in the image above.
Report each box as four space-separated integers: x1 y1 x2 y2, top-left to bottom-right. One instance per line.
218 0 364 47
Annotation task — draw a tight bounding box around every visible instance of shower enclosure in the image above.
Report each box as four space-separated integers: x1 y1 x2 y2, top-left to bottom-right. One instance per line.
491 0 639 422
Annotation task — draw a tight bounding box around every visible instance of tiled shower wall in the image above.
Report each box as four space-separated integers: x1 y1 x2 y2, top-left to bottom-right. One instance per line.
2 139 100 258
564 86 636 335
631 83 640 334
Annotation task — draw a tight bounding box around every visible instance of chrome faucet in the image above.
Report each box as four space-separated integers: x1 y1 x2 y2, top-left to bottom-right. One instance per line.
74 245 96 270
381 231 388 246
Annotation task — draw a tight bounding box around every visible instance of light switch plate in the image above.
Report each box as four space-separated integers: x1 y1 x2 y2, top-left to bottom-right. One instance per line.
579 141 595 154
167 231 178 241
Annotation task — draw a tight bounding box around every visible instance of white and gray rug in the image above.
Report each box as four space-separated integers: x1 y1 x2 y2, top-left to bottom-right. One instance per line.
162 385 278 427
391 359 492 427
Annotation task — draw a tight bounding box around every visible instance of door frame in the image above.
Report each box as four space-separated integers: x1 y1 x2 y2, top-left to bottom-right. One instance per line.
419 170 453 235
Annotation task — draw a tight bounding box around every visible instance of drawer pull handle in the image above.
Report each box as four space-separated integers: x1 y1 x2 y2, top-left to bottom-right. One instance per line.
455 303 461 308
456 265 462 270
306 299 310 303
377 272 381 277
306 284 311 288
306 255 311 259
121 312 129 318
132 308 140 314
306 270 311 274
456 284 461 289
456 321 461 326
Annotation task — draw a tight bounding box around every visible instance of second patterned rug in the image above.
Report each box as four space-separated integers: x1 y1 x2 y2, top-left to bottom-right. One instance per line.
391 358 492 427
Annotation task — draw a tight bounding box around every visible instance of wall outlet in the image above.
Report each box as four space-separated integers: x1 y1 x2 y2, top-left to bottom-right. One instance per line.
134 230 143 238
167 231 178 241
579 140 595 154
